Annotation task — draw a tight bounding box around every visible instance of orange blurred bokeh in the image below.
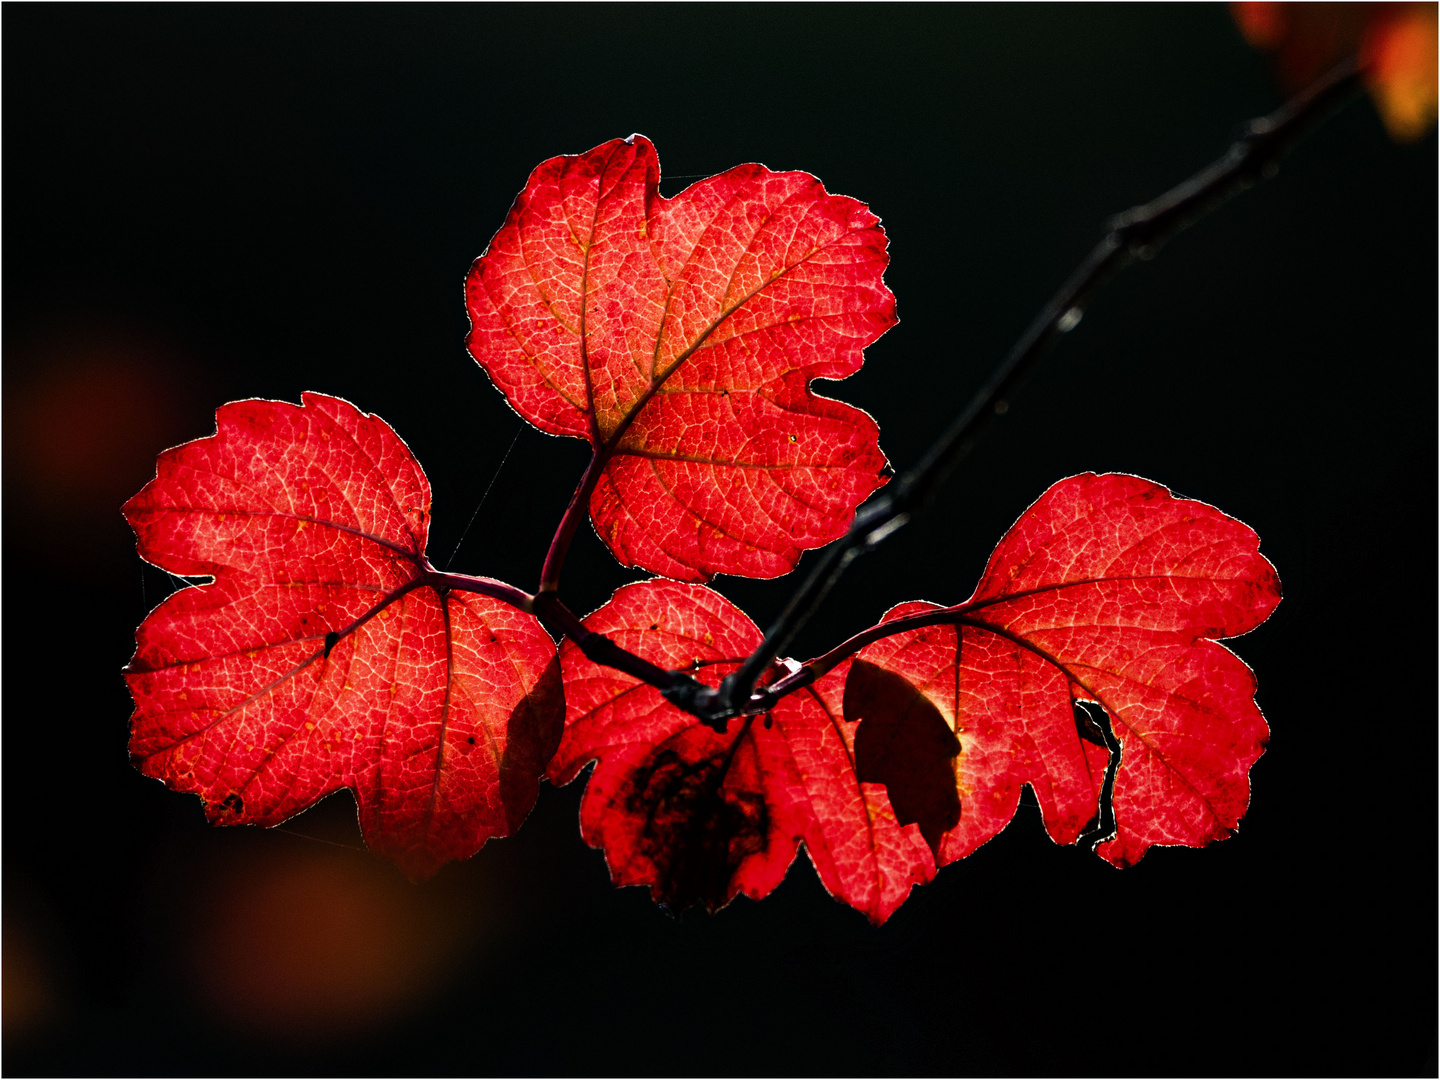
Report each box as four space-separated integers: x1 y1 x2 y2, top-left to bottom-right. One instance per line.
3 916 61 1045
179 821 486 1043
1232 1 1438 140
4 317 207 565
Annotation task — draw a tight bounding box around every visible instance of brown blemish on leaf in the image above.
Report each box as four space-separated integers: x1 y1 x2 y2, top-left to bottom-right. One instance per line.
624 747 769 912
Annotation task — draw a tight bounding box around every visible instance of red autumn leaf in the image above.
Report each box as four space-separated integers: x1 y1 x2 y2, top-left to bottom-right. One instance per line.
123 392 563 880
848 473 1281 869
1232 1 1438 141
547 580 934 924
465 135 894 582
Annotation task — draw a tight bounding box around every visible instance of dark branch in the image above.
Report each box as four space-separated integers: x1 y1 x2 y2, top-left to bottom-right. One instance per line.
528 592 721 724
699 56 1365 721
501 59 1364 728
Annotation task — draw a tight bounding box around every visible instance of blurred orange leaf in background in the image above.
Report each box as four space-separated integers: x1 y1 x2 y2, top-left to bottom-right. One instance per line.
3 912 62 1045
183 836 482 1043
3 318 206 569
1233 1 1438 139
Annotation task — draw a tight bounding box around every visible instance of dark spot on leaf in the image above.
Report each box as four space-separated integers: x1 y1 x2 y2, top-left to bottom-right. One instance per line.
625 747 768 912
845 659 960 860
467 736 476 745
219 792 244 816
650 623 658 630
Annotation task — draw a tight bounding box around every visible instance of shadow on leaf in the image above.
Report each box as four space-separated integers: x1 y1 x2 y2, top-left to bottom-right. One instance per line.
499 653 566 832
845 659 960 859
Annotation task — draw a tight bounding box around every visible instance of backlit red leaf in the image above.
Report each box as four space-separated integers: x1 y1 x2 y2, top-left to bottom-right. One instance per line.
466 136 894 582
547 580 933 924
849 473 1280 868
123 393 563 879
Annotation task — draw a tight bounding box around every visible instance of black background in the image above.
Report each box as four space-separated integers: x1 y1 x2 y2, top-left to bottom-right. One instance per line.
5 5 1435 1075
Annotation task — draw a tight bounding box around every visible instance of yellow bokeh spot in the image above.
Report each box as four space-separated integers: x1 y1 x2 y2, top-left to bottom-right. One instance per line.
1367 5 1439 141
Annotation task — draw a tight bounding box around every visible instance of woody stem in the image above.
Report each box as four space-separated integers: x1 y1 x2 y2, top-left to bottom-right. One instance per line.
501 58 1365 728
708 55 1365 720
537 451 606 596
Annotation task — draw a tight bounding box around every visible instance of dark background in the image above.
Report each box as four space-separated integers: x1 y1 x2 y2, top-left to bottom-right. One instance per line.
5 4 1435 1075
